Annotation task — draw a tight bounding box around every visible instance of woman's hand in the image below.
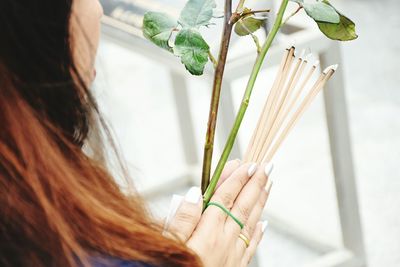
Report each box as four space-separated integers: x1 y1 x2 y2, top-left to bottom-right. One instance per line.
187 162 272 267
163 160 242 240
164 160 273 267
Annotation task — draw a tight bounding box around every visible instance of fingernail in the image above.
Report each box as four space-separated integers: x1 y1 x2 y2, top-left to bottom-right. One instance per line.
184 186 202 204
261 220 269 233
247 163 258 177
265 180 273 193
163 194 184 234
170 195 184 214
234 158 241 164
264 162 274 177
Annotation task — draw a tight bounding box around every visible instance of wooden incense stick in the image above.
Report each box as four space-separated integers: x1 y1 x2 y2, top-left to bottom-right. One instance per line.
243 49 291 162
243 48 292 162
251 48 294 161
250 48 295 162
256 58 319 161
254 54 307 163
262 66 337 163
243 46 337 166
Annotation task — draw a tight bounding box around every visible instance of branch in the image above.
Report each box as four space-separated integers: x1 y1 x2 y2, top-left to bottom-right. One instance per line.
282 5 303 26
203 0 290 206
236 0 246 12
241 9 271 18
201 0 234 194
236 20 262 53
250 33 262 54
231 9 271 24
208 51 218 69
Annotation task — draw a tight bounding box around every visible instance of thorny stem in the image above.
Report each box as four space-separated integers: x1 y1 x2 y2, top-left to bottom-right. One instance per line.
201 0 233 194
203 0 290 207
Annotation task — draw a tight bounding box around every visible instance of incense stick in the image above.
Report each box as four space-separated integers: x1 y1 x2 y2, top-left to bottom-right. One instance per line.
255 57 309 163
254 52 309 162
243 47 292 162
244 47 337 165
263 68 335 162
250 48 295 162
256 58 319 161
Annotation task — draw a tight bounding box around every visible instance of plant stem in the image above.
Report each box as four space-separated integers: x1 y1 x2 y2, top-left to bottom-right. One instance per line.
241 9 271 18
236 0 246 12
236 20 262 53
282 6 303 26
250 33 262 54
208 51 218 69
203 0 289 206
201 0 233 194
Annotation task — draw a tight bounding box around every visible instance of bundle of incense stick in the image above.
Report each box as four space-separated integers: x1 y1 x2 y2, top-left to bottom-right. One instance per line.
243 46 337 164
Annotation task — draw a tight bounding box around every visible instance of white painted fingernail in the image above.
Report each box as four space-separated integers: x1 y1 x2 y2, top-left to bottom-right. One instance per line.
261 220 269 233
163 194 184 234
265 180 273 193
247 163 258 177
184 186 202 204
264 162 274 177
170 195 184 216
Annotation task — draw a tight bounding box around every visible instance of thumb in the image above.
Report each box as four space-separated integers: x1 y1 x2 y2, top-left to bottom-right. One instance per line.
164 187 203 242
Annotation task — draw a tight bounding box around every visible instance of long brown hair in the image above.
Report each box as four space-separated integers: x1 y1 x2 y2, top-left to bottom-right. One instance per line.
0 1 201 266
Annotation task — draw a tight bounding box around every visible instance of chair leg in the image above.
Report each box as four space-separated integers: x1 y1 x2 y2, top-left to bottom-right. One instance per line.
170 70 199 166
319 44 367 266
217 81 242 159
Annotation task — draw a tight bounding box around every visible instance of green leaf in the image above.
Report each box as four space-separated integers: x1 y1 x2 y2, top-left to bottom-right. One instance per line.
317 0 358 41
179 0 217 28
174 29 210 75
143 12 178 52
317 13 358 41
303 2 340 23
234 17 265 36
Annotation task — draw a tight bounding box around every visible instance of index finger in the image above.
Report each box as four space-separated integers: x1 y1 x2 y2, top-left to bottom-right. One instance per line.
226 163 273 236
216 159 241 189
202 163 258 227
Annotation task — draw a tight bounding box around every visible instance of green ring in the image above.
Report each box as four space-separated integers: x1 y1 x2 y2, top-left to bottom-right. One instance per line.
206 202 244 229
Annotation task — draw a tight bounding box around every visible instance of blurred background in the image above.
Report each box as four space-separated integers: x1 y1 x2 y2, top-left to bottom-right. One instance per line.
93 0 400 266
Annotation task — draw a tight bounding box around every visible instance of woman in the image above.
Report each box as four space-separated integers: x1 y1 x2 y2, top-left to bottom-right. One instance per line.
0 0 273 266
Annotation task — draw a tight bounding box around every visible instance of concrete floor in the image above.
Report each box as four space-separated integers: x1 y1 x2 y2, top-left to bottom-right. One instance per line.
94 0 400 266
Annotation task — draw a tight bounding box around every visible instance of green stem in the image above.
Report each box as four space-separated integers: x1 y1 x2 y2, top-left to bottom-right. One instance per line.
282 6 302 26
236 20 262 53
208 51 218 69
241 9 271 18
236 0 246 12
203 0 289 206
250 33 262 54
